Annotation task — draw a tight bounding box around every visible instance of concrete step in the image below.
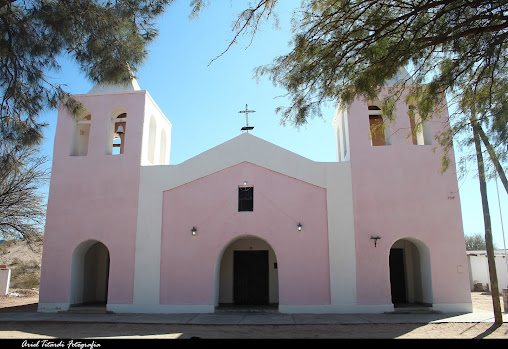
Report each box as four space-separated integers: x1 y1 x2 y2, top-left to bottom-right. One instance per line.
391 304 439 314
65 304 110 314
215 304 279 314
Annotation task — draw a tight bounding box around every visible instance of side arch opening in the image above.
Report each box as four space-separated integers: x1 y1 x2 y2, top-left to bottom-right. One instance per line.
69 240 110 310
389 238 433 309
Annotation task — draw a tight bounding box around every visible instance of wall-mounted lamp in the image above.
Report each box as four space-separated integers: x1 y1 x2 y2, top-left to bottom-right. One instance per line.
297 223 303 231
191 226 197 236
370 236 381 247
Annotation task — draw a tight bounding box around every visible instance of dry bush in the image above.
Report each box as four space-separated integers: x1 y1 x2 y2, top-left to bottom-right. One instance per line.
9 258 41 289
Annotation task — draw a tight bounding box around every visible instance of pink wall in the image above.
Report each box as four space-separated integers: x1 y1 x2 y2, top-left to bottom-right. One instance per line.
348 92 471 305
39 92 146 305
160 162 330 306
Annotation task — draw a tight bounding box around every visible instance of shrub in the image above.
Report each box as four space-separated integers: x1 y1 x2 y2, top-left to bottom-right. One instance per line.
9 259 41 289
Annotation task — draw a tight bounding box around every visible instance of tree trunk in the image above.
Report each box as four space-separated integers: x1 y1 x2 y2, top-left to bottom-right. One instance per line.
477 124 508 195
472 117 503 324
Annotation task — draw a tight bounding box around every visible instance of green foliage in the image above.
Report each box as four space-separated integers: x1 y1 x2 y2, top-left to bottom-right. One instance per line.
452 77 508 180
201 0 507 179
465 233 488 251
0 0 174 161
0 1 176 244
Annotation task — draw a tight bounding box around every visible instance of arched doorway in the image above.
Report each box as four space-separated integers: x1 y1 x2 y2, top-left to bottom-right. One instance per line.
216 236 279 311
389 238 433 308
69 240 110 308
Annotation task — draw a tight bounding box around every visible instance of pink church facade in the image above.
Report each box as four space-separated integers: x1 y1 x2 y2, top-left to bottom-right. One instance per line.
38 78 472 314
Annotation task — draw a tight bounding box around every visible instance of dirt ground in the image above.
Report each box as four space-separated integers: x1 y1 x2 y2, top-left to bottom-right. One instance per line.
0 290 507 339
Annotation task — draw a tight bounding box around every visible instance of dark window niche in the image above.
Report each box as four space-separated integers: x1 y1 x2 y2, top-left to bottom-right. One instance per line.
238 186 253 212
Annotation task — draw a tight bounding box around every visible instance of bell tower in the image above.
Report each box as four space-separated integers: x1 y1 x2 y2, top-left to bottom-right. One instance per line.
337 69 469 310
39 79 171 311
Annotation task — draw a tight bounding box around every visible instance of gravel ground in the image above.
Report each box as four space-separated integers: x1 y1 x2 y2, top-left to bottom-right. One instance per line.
0 291 507 339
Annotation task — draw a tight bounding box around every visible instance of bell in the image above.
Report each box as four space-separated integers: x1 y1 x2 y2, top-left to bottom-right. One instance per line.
116 125 124 134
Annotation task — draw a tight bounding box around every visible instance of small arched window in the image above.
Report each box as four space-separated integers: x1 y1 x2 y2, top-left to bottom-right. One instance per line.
70 113 91 156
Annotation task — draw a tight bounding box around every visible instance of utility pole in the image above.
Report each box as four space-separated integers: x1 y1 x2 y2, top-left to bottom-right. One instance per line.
471 116 503 324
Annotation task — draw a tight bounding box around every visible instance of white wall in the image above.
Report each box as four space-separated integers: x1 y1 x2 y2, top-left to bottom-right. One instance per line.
468 251 508 293
0 267 11 296
141 93 172 166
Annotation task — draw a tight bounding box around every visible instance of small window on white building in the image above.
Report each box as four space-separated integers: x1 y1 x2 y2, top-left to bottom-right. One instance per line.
70 114 91 156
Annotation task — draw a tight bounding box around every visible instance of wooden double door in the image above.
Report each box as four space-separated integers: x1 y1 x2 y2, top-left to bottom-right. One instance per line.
233 250 269 305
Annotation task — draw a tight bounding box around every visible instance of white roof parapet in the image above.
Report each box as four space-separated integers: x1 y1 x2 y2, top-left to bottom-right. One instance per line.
87 78 141 95
466 249 508 256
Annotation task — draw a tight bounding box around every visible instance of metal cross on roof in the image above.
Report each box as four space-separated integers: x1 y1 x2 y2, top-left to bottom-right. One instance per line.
238 104 255 132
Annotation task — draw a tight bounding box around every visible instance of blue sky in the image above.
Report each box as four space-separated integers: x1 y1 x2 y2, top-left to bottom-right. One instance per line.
38 1 507 250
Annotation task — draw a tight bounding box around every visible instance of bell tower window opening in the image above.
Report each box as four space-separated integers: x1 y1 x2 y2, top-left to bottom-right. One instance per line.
238 186 254 212
409 106 432 145
112 113 126 155
368 105 387 146
70 114 91 156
